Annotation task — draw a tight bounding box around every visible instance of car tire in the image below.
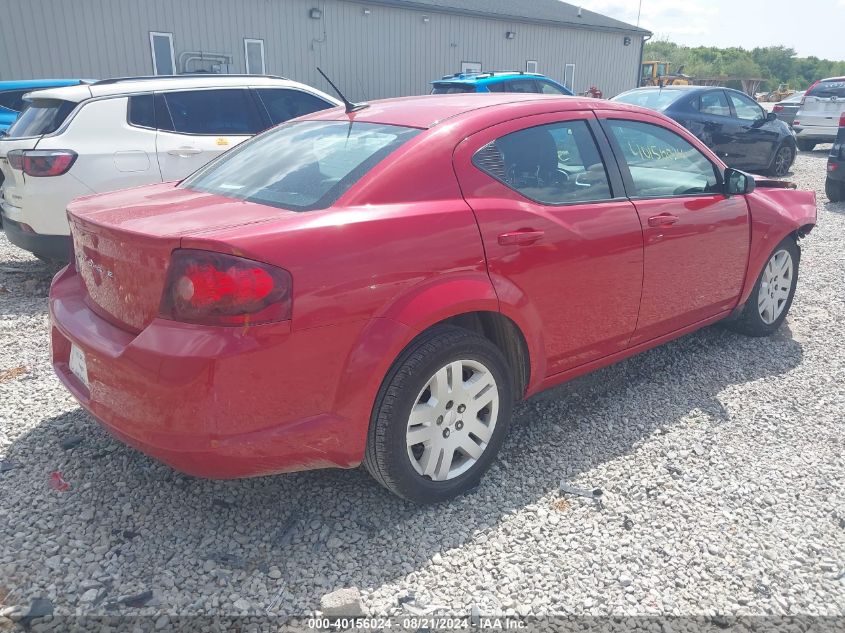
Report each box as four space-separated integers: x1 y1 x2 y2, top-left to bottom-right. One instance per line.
364 325 514 504
826 178 844 203
767 143 794 177
725 237 800 337
797 139 816 152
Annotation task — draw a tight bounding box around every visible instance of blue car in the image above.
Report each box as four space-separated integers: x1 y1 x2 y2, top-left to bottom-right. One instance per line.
612 85 797 177
0 79 92 133
431 72 574 96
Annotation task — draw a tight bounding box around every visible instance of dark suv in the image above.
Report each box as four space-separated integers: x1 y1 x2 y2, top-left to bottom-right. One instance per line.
827 114 845 202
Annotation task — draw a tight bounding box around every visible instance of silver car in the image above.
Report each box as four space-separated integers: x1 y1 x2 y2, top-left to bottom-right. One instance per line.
794 77 845 151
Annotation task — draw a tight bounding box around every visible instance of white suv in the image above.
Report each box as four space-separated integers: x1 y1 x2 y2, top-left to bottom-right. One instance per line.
794 76 845 151
0 75 340 261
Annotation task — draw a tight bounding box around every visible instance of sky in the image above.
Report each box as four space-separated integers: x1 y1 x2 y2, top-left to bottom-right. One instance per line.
582 0 845 60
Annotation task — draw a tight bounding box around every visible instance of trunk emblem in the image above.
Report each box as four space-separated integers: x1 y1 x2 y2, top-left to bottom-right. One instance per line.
77 254 114 279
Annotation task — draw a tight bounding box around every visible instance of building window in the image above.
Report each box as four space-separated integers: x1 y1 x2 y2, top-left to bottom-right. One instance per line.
564 63 576 91
461 61 482 75
244 38 266 75
149 32 175 75
526 60 538 74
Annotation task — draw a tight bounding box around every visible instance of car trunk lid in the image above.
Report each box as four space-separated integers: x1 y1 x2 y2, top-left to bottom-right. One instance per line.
68 182 291 332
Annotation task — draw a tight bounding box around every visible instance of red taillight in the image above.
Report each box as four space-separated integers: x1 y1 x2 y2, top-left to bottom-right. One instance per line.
159 250 292 326
7 149 77 177
773 104 784 112
839 113 845 127
801 80 820 105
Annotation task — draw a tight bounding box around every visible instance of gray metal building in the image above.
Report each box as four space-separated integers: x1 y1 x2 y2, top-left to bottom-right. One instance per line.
1 0 650 99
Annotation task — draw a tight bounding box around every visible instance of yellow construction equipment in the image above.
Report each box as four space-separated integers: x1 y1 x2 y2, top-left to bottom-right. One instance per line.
640 61 693 87
762 83 795 102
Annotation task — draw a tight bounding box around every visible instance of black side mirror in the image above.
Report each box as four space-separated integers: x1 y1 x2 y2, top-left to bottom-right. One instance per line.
766 111 778 122
725 168 756 196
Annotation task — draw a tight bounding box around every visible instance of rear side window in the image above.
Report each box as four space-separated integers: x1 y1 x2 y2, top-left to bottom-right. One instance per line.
158 89 263 135
807 80 845 99
539 81 569 95
473 120 612 204
431 83 475 94
255 89 333 125
613 89 681 111
6 99 77 137
181 121 420 211
504 80 540 93
128 94 155 128
697 91 731 117
606 119 720 197
0 90 27 112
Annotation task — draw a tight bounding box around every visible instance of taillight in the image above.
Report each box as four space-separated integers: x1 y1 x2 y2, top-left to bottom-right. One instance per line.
801 80 820 105
7 149 77 177
159 249 292 326
773 105 784 112
839 113 845 127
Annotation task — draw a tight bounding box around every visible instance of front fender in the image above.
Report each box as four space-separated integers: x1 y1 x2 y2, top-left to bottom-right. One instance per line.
740 187 816 305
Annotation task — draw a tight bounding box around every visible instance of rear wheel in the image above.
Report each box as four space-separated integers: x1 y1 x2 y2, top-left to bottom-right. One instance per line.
797 139 816 152
768 143 794 177
826 178 844 203
726 238 799 337
364 326 513 504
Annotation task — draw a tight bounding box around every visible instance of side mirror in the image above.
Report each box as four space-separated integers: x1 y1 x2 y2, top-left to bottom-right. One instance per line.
725 168 756 196
766 111 778 122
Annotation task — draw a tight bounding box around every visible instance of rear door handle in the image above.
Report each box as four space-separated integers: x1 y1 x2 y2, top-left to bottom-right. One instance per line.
498 229 545 246
167 147 203 157
647 214 679 227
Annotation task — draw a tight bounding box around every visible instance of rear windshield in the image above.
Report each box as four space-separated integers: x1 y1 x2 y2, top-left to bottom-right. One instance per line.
182 121 420 211
431 83 475 94
807 80 845 99
6 99 77 137
612 89 683 111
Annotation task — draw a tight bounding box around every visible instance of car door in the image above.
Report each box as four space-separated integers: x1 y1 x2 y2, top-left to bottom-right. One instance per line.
726 91 780 170
682 90 740 163
453 111 644 375
154 88 264 181
599 114 749 344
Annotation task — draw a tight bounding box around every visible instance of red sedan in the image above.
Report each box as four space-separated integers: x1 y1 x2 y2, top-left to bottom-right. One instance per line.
49 94 816 503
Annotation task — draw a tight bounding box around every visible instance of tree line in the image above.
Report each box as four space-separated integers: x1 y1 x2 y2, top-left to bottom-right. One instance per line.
644 40 845 92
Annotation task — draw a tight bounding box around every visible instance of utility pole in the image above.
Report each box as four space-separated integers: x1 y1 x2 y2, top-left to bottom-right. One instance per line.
637 0 643 27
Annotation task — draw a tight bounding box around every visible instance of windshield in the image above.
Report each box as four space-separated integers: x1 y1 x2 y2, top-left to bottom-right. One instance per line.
6 99 77 137
431 83 475 94
807 80 845 99
182 121 420 211
612 89 682 111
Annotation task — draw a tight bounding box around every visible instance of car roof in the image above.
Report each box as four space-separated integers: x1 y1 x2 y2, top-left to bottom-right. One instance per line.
22 75 341 104
304 93 639 129
0 79 92 91
433 72 551 85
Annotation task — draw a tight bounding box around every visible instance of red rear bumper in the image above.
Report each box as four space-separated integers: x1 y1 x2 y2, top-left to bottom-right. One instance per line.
49 267 365 478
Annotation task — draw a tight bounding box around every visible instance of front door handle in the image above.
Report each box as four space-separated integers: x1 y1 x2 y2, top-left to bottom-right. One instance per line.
647 214 679 227
167 147 203 157
498 229 545 246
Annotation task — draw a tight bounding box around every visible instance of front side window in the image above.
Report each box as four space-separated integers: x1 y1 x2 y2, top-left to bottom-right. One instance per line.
159 89 262 135
606 119 720 197
182 121 420 211
698 91 731 117
6 99 76 137
504 80 540 93
539 81 568 95
613 89 681 111
255 88 333 125
473 120 612 204
728 92 764 121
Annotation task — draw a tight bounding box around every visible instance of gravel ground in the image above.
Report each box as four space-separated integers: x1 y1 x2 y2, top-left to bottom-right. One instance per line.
1 148 844 628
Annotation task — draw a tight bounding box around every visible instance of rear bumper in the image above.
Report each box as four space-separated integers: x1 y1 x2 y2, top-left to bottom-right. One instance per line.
793 125 837 142
2 212 71 261
49 266 368 478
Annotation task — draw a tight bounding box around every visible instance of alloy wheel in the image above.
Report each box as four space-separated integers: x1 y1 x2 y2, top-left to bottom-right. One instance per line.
758 249 793 325
406 359 499 481
773 146 792 176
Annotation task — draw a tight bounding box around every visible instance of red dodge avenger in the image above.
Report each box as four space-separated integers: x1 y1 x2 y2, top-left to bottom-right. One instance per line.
50 94 816 503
